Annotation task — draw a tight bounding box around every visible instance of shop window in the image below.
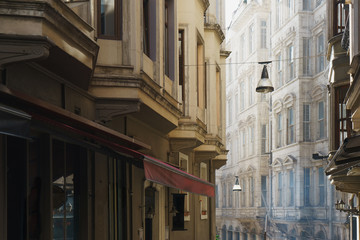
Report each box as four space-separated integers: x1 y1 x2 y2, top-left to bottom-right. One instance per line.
98 0 122 39
172 193 186 231
52 140 87 240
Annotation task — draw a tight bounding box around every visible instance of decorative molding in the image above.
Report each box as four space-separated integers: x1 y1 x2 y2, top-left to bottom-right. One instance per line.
0 35 51 67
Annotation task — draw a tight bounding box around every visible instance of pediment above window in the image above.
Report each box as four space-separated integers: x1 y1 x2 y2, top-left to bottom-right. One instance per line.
283 93 296 108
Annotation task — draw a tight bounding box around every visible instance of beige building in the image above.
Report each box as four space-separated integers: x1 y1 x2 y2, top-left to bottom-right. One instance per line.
0 0 227 239
217 0 348 239
326 0 360 239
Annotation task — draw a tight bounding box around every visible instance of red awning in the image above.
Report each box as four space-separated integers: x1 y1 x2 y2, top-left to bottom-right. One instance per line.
143 155 215 197
0 85 215 197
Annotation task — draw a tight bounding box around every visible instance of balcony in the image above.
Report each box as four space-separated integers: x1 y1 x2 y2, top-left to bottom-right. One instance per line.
0 0 99 90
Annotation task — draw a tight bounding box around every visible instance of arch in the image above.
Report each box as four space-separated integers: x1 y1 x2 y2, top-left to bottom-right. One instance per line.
238 120 246 128
283 155 297 165
272 158 283 167
272 99 283 114
311 84 327 101
283 93 296 108
246 114 256 124
246 165 256 172
315 230 326 239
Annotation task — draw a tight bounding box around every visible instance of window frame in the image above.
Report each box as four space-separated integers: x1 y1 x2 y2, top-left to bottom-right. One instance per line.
287 107 295 144
97 0 123 40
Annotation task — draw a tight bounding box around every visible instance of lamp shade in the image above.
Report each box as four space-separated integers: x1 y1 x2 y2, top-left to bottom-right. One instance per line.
256 65 274 93
232 176 242 191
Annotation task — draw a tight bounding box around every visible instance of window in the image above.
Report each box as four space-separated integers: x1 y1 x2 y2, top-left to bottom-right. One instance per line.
197 39 205 109
216 67 222 132
315 0 323 7
333 1 349 34
288 45 294 80
316 34 325 73
261 124 268 154
228 230 233 240
249 77 254 105
240 82 245 111
288 0 294 17
164 2 169 76
164 0 176 80
249 24 254 54
200 163 208 218
98 0 122 39
261 176 267 207
52 141 80 240
303 38 311 76
277 113 283 148
287 107 295 144
288 170 294 206
235 93 239 115
335 85 351 148
250 177 254 207
179 30 185 105
250 126 254 155
276 0 282 28
260 21 267 48
304 168 311 206
241 130 246 157
277 53 283 88
229 57 233 81
222 183 227 208
277 172 283 207
228 183 233 208
241 179 246 207
235 184 240 208
318 167 325 206
143 0 156 60
318 101 325 139
303 104 311 141
303 0 311 10
240 34 245 61
228 98 232 125
215 185 219 208
222 226 227 240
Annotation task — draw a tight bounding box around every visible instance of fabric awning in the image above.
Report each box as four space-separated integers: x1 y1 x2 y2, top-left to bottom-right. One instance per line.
0 85 215 197
111 146 215 197
143 156 215 197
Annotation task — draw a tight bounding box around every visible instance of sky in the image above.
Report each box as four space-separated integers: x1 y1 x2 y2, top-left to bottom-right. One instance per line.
225 0 239 28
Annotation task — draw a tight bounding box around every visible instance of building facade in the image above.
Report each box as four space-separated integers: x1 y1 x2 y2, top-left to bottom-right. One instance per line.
217 0 349 239
326 0 360 239
0 0 227 240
